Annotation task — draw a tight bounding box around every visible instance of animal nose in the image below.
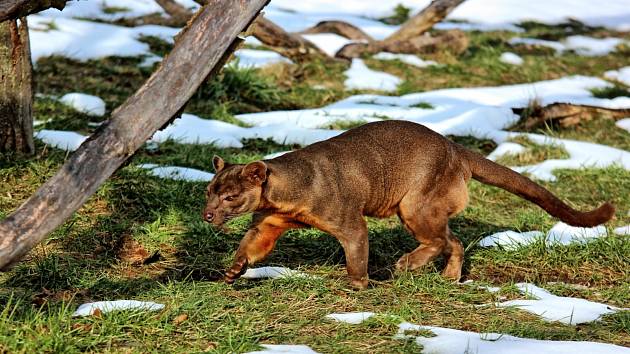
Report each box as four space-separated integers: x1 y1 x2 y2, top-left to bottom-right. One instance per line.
204 211 214 222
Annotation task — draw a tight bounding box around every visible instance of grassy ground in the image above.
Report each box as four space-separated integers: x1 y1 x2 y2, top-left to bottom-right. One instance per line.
1 18 629 353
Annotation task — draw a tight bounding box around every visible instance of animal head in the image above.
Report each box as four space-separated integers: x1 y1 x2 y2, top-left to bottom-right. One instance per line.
203 156 267 226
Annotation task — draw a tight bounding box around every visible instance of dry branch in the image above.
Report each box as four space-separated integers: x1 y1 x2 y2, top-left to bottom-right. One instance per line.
251 17 329 62
0 0 68 22
0 0 270 270
336 30 468 59
514 102 630 129
299 21 373 42
384 0 465 43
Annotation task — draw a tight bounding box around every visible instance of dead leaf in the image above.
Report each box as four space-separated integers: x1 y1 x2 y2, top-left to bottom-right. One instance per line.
117 234 150 264
173 313 188 325
92 308 102 318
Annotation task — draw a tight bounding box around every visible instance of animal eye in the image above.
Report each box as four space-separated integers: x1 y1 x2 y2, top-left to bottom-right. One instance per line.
225 196 235 201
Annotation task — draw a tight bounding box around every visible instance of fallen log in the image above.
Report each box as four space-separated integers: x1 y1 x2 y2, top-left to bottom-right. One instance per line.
513 102 630 129
0 0 270 270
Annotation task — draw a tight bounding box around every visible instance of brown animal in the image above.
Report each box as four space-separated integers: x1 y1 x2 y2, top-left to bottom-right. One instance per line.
203 120 614 289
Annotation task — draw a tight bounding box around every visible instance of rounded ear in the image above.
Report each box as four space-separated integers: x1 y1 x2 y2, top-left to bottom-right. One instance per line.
241 161 267 185
213 155 225 173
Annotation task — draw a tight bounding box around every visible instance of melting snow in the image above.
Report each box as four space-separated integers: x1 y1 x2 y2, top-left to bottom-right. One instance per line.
372 52 437 68
396 322 630 354
478 231 545 249
151 114 342 148
510 133 630 182
232 49 293 69
301 33 354 57
241 267 309 279
245 344 319 354
479 222 609 248
499 52 524 65
613 225 630 235
34 130 87 151
137 164 214 182
344 59 401 92
604 67 630 86
73 300 164 317
28 15 178 62
615 118 630 133
486 142 527 161
509 36 628 57
58 93 106 116
324 312 376 324
496 283 624 325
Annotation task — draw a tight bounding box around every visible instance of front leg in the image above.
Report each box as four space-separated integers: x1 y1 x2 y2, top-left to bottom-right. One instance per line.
224 214 299 284
314 215 370 289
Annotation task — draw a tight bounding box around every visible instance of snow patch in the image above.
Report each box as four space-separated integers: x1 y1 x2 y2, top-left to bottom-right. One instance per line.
324 312 376 324
73 300 164 317
500 52 524 65
546 222 608 244
137 164 214 182
373 52 437 68
509 36 628 57
245 344 319 354
59 93 106 116
479 221 609 248
301 33 354 57
497 283 623 325
344 59 401 92
478 231 545 248
29 15 178 62
241 267 309 280
613 225 630 235
34 130 87 151
510 133 630 182
232 49 293 69
615 118 630 133
396 322 630 354
604 67 630 86
486 142 527 161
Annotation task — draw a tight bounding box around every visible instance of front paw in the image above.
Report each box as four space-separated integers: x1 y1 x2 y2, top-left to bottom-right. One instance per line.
224 256 248 284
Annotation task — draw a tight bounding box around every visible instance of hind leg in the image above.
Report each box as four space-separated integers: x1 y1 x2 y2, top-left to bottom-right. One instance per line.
442 229 464 280
395 202 449 272
395 179 468 280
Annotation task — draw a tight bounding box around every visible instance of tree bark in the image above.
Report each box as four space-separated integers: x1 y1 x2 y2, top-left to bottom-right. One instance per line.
0 17 34 154
384 0 466 43
0 0 68 22
0 0 270 270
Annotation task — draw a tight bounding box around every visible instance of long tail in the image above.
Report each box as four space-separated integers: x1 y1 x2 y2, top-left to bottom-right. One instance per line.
458 146 615 227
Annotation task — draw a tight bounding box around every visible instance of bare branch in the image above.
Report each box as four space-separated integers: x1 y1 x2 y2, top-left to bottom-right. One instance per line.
384 0 466 43
0 0 69 22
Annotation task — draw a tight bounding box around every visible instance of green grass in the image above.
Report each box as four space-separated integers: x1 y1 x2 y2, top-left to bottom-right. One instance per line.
1 22 630 353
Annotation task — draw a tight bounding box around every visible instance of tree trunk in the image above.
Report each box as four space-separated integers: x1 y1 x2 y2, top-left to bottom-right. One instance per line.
0 17 33 154
0 0 68 22
0 0 270 270
384 0 466 43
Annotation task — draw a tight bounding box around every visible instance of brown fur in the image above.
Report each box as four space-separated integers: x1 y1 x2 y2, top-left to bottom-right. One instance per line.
203 120 615 289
